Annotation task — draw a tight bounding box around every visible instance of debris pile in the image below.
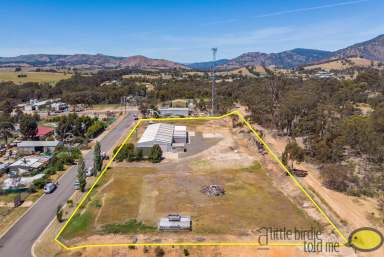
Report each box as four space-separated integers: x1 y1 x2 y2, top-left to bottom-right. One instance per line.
201 185 225 197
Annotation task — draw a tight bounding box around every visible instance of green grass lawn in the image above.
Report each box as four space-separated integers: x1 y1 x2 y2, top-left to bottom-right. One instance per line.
61 211 93 239
101 219 156 234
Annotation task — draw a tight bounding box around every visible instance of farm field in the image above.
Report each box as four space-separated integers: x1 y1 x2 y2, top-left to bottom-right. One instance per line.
0 71 71 84
59 118 322 247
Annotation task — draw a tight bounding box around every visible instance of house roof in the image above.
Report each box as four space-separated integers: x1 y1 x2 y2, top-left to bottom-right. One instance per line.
159 107 189 111
17 141 62 148
36 126 54 137
137 123 174 145
9 155 52 169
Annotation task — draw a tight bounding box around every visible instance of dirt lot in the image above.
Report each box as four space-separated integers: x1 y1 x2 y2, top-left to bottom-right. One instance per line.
60 119 323 248
33 117 371 257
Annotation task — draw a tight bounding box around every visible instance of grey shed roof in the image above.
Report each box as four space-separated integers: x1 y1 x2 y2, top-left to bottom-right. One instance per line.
17 141 63 148
137 123 174 145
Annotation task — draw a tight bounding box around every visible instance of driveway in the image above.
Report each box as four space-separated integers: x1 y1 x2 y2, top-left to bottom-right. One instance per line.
0 112 136 257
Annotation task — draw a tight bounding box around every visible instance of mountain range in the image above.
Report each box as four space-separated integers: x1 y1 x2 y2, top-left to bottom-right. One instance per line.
0 34 383 70
0 54 186 70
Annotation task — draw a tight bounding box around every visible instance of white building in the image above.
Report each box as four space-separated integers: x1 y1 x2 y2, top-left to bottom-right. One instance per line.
9 155 52 176
51 102 68 112
158 214 192 231
17 141 63 155
173 126 187 144
136 123 174 153
159 107 189 117
136 124 188 153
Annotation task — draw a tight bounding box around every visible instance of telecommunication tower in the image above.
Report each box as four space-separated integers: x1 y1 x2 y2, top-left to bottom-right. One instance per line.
211 48 217 115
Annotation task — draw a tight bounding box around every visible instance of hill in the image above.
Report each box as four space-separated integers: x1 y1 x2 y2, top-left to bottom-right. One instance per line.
303 57 379 70
1 34 383 70
334 34 384 61
187 34 384 70
221 49 333 69
186 59 230 71
0 54 188 70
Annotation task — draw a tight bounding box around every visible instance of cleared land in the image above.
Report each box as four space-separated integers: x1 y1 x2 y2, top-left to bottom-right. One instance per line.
303 57 379 70
0 71 71 84
60 119 320 246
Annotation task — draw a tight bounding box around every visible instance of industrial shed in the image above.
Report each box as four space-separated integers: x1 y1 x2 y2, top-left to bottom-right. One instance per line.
17 141 63 155
136 123 175 153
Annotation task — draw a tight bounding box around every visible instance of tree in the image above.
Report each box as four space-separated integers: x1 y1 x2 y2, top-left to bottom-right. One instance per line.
94 141 102 175
0 121 14 145
149 144 162 163
86 120 106 138
113 143 135 162
282 140 304 170
77 156 86 192
56 204 63 222
126 144 136 162
135 148 144 161
20 115 38 139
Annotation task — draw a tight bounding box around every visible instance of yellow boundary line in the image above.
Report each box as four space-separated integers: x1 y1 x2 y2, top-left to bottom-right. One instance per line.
54 111 348 250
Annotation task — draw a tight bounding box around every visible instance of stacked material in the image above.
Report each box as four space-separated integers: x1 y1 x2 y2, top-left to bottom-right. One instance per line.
201 184 225 197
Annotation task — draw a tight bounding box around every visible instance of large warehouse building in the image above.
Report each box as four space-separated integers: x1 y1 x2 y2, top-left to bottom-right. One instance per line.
136 123 187 153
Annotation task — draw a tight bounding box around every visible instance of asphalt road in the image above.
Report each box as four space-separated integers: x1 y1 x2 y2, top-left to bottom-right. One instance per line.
0 112 135 257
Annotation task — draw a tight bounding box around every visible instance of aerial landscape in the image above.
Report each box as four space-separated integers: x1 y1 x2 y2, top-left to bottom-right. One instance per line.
0 1 383 257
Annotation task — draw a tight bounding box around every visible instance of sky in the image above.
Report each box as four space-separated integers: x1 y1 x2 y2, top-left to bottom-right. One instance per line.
0 0 383 62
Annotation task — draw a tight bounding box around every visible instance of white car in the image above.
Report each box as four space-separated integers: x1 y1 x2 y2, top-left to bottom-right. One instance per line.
86 167 94 177
43 182 57 194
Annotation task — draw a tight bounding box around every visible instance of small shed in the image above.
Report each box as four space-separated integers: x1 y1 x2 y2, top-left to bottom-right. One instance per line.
173 126 187 144
158 214 192 231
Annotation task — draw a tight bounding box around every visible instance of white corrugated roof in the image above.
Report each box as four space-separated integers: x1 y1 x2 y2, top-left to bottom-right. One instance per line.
138 123 174 144
18 141 62 148
174 126 186 131
159 215 191 229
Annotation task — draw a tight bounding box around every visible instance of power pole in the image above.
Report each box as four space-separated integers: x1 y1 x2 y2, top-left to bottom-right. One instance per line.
211 48 217 115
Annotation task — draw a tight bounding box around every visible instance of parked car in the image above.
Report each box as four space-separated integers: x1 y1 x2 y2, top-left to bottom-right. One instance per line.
86 167 94 177
43 182 57 194
101 152 109 160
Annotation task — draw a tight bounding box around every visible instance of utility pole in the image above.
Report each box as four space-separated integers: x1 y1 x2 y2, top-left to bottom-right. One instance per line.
211 48 217 115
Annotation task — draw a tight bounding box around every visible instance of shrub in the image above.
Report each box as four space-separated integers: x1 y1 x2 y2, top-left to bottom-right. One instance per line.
67 199 73 207
33 177 49 189
44 167 57 175
155 247 165 257
56 151 74 164
71 147 82 160
101 219 156 234
86 120 106 138
56 204 63 223
320 164 357 192
149 144 162 163
135 148 144 161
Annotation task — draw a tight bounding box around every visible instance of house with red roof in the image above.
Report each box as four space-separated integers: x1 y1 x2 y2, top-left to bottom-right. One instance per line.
36 126 55 140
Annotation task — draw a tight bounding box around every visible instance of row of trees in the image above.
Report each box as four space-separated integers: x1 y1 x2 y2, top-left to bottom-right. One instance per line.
113 143 162 163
